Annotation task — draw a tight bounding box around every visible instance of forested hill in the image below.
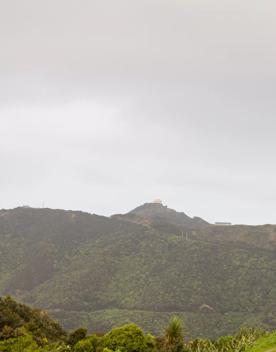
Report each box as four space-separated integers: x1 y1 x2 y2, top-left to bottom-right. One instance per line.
0 204 276 338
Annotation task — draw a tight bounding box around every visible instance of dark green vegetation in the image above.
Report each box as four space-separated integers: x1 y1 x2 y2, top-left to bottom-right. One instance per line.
0 204 276 338
0 296 66 350
1 297 275 352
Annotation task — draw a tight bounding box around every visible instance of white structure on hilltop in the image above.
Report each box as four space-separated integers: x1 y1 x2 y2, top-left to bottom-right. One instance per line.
152 199 163 204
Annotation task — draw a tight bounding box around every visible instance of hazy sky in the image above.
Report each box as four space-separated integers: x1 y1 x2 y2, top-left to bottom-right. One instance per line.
1 0 276 224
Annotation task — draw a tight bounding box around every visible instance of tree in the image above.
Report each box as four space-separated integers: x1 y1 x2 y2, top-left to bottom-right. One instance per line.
103 323 150 352
163 316 184 352
0 334 39 352
74 335 99 352
67 328 87 347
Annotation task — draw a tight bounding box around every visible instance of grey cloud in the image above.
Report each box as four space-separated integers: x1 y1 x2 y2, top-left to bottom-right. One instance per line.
0 0 276 224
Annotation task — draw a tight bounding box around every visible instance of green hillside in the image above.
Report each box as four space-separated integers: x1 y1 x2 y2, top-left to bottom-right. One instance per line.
0 204 276 338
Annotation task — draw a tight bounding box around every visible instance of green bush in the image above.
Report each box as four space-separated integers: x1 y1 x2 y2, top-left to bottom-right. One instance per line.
39 342 72 351
189 338 217 352
0 296 66 343
103 323 150 352
146 334 157 350
74 334 99 352
68 328 87 346
0 334 39 352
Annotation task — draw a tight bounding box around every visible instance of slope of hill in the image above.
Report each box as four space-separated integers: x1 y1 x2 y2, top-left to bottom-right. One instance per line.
0 204 276 338
0 295 65 342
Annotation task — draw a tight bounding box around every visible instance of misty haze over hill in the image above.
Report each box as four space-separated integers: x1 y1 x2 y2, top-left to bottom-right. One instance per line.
1 0 276 224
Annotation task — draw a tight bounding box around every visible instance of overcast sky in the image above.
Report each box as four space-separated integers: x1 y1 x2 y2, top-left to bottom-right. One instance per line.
1 0 276 224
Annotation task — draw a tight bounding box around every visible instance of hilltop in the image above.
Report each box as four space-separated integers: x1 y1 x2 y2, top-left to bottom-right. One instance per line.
0 204 276 338
112 201 209 229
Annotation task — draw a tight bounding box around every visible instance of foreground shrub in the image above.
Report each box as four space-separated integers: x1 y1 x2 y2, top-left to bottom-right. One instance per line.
188 327 267 352
74 334 100 352
68 328 87 346
0 334 39 352
163 316 184 352
40 342 72 351
103 323 152 352
0 296 66 343
189 338 217 352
